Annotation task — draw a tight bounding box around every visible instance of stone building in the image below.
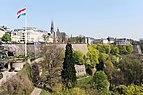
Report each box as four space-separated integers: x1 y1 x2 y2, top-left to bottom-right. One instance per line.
75 64 86 76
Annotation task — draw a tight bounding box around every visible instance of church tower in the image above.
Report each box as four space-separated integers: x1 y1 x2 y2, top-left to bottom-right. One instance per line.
50 21 54 33
50 21 56 43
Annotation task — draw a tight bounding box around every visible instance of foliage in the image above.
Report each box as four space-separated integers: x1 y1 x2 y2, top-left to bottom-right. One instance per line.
31 63 40 86
104 60 115 80
87 44 99 67
70 36 86 44
115 85 127 94
99 53 109 62
61 43 77 88
76 76 92 89
110 55 118 64
0 72 3 79
92 71 110 94
2 32 11 42
126 44 133 54
86 66 93 75
73 50 86 64
140 44 143 53
40 89 49 95
117 58 143 85
34 45 64 90
119 45 128 54
118 44 133 54
0 63 34 95
17 63 32 80
97 44 111 54
110 45 119 55
114 84 143 95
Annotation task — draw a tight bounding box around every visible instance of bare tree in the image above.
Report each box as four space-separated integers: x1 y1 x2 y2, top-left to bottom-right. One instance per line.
32 44 64 91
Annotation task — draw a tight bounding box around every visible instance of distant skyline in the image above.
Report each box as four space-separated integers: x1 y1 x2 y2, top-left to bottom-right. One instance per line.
0 0 143 40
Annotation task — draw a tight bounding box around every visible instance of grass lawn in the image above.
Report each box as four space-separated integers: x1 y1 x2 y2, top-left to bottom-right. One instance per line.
76 76 92 89
40 89 50 95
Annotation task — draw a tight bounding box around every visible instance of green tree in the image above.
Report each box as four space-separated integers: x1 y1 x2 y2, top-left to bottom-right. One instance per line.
92 71 110 94
2 33 12 42
119 45 128 54
126 44 133 54
117 58 143 85
111 55 118 64
97 44 106 53
61 43 77 88
73 50 86 64
87 44 99 67
110 45 119 55
96 44 111 54
99 53 109 62
104 44 111 54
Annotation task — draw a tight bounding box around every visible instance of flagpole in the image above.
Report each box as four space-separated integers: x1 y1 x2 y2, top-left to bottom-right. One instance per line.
25 7 27 57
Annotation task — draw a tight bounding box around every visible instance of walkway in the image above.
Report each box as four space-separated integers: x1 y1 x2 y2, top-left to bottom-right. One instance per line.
31 87 42 95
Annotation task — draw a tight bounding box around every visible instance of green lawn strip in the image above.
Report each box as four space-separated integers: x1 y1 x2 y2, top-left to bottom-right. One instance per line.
40 89 50 95
76 76 92 89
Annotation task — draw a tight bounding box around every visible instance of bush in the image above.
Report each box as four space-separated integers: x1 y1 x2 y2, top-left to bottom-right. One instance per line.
0 63 34 95
0 72 3 79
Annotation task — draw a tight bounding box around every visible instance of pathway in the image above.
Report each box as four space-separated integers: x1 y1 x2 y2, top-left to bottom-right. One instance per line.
31 87 42 95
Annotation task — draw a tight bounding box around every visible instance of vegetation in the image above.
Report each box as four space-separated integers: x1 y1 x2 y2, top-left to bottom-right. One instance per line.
0 43 141 95
92 71 110 94
40 89 49 95
0 72 3 79
70 36 86 44
0 63 34 95
61 43 77 88
73 50 86 64
87 44 99 67
2 32 12 42
32 45 64 91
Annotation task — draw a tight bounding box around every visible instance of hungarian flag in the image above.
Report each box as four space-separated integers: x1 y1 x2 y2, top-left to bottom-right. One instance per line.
17 8 26 19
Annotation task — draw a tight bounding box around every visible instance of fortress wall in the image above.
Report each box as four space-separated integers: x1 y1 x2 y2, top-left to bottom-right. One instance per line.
3 44 88 55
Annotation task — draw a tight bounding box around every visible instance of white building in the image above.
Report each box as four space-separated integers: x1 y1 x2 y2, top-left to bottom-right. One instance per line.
101 38 109 44
0 27 6 40
11 27 48 43
85 37 95 44
75 64 86 76
115 38 131 45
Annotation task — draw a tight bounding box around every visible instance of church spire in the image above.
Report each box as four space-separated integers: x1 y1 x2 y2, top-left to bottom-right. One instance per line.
50 21 54 33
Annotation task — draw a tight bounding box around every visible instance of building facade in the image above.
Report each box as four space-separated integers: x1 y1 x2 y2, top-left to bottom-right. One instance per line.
75 64 86 76
115 38 131 45
11 27 47 43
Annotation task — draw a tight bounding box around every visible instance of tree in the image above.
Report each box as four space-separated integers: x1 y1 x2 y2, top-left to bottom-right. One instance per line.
119 45 128 54
61 43 77 88
110 45 119 55
92 71 110 94
73 50 86 65
99 53 109 62
126 44 133 54
111 55 118 64
117 58 143 85
61 32 67 43
104 44 111 54
31 63 40 85
2 33 11 42
87 44 99 67
34 44 64 90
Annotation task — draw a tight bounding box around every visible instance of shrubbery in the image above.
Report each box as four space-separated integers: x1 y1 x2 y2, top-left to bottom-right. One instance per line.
0 72 3 79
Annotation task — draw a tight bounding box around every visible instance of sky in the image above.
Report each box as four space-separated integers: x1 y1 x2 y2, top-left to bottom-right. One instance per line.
0 0 143 40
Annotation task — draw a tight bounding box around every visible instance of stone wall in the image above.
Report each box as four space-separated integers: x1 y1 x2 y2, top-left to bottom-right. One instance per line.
3 44 88 55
